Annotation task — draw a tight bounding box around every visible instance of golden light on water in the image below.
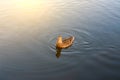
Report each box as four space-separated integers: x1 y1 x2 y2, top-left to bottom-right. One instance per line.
5 0 57 26
11 0 48 21
14 0 46 8
0 0 58 34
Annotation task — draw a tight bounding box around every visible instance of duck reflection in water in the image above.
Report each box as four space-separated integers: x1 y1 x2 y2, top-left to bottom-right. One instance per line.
56 35 74 58
56 47 62 58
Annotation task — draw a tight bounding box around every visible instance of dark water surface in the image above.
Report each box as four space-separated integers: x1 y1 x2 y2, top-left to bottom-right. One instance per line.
0 0 120 80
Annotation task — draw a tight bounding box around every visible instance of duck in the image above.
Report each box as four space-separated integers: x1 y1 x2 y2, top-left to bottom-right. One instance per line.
56 35 74 49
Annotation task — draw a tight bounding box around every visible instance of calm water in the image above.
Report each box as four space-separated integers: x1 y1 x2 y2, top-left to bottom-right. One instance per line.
0 0 120 80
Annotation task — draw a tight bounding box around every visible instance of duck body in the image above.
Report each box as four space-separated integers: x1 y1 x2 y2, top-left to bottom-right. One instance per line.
56 35 74 49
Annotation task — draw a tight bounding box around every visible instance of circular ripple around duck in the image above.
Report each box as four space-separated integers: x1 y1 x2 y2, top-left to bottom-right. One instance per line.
48 28 96 56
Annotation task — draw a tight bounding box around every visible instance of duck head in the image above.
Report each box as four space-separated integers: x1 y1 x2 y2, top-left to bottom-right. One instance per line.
57 35 62 44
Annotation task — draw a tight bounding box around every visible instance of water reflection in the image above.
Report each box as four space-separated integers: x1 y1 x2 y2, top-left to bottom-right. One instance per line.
56 47 62 58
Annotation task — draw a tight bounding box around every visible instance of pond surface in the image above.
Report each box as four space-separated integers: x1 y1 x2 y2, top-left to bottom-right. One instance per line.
0 0 120 80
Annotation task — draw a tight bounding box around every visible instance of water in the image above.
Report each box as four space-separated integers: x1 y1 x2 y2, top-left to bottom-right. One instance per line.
0 0 120 80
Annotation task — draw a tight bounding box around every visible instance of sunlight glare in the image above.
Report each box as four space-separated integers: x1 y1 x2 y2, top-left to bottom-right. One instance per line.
14 0 46 8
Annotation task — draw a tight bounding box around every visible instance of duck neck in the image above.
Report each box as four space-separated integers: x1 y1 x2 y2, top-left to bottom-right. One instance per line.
57 36 62 44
